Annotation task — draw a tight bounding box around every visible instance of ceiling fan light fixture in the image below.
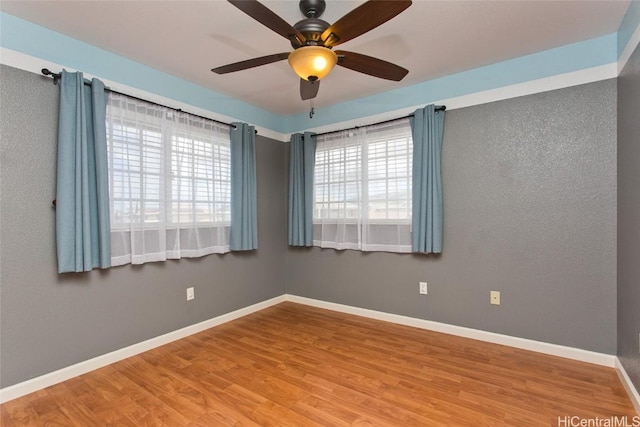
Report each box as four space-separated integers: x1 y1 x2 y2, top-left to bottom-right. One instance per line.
288 46 338 81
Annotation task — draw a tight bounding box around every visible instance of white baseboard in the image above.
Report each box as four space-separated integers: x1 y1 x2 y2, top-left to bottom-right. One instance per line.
2 293 632 408
0 295 286 404
284 294 616 368
615 358 640 415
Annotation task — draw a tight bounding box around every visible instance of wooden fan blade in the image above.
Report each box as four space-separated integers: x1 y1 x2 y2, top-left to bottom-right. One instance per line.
321 0 411 48
228 0 305 46
335 50 408 81
300 79 320 100
211 52 290 74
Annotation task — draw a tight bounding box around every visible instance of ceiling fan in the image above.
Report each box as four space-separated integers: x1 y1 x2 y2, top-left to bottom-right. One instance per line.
211 0 412 101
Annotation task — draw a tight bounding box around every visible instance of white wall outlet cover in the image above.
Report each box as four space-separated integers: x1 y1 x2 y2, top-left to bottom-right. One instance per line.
186 287 195 301
490 291 501 305
419 282 428 294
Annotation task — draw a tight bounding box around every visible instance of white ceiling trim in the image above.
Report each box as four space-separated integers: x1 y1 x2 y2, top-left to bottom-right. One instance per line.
0 47 620 142
300 62 618 137
619 18 640 73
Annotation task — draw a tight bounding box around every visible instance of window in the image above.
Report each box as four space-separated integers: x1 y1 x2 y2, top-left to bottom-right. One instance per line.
313 118 413 252
106 94 231 265
314 134 361 221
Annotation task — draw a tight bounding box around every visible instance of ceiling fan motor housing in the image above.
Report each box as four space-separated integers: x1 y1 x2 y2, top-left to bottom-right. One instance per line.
293 18 330 47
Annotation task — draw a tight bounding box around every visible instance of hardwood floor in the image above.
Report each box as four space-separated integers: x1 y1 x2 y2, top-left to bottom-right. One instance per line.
1 302 637 426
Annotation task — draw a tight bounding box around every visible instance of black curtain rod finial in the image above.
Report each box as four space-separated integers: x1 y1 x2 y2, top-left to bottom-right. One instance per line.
41 68 60 85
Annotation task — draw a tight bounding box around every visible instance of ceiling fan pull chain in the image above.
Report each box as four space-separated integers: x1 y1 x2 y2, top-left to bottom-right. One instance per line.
309 99 315 119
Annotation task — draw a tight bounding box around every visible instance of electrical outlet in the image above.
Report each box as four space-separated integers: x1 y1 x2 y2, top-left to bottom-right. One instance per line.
419 282 428 295
490 291 500 305
186 287 195 301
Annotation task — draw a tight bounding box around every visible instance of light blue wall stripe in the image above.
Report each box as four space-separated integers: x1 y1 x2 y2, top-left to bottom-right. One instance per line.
284 34 617 133
618 0 640 57
0 10 631 135
0 12 283 131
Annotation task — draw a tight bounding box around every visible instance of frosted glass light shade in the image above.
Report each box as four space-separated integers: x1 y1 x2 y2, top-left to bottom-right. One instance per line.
288 46 338 81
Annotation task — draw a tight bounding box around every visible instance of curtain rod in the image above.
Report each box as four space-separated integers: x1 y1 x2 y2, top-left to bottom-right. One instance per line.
313 105 446 138
41 68 256 133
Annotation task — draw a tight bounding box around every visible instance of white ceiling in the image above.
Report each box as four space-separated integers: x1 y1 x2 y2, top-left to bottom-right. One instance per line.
0 0 630 116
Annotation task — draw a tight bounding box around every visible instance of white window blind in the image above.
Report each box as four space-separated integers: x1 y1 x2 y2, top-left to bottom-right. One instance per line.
106 93 231 266
313 118 413 252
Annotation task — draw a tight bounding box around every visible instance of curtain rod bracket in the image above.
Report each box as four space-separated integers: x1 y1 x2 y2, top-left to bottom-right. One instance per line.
41 68 60 85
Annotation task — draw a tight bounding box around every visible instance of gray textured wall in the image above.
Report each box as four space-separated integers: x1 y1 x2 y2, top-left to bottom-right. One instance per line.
286 80 618 354
0 63 623 390
618 43 640 390
0 65 287 388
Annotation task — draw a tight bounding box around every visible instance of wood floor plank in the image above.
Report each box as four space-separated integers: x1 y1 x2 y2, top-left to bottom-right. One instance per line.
0 396 39 427
1 302 637 426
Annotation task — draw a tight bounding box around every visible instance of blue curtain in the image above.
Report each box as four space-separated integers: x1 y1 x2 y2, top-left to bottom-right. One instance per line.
410 104 446 253
288 132 316 246
230 122 258 250
56 70 111 273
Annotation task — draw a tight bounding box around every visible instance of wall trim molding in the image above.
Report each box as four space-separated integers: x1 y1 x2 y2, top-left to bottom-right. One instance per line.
284 294 617 368
0 47 290 142
615 357 640 415
303 62 618 136
619 7 640 74
1 47 618 143
0 295 286 404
